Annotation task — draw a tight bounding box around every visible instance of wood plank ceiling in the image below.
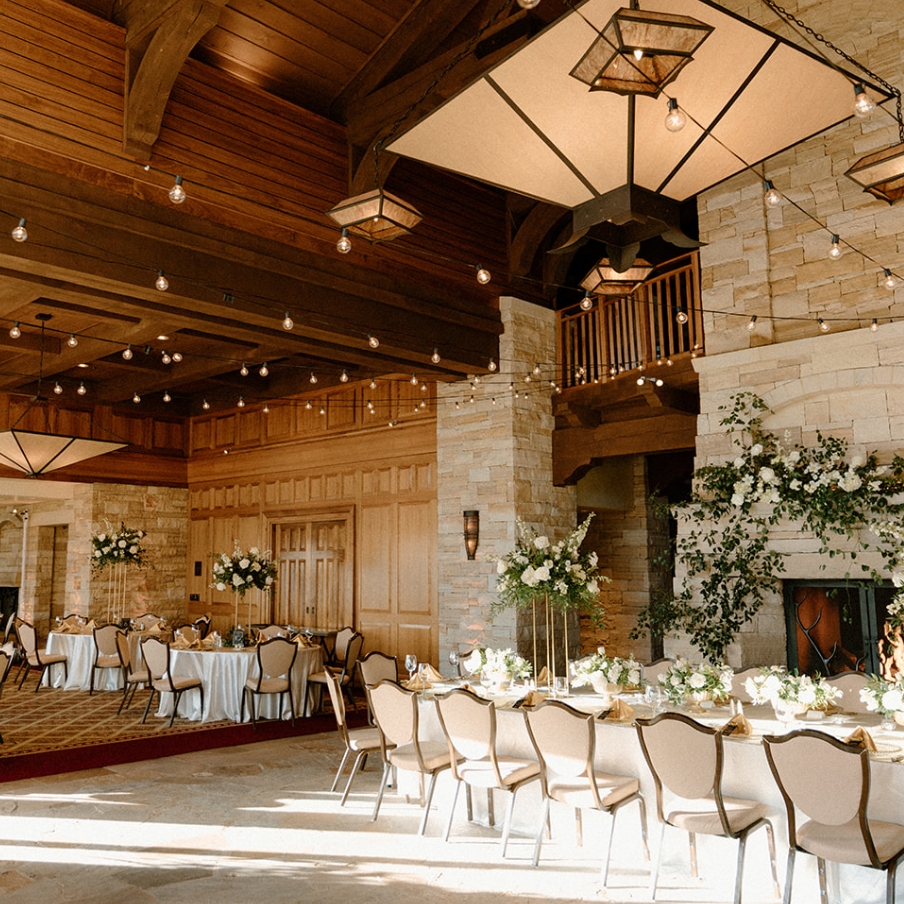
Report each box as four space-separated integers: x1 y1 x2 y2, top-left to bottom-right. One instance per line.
0 0 574 418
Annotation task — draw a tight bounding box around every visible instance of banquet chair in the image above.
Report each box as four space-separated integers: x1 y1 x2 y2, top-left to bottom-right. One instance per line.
241 636 298 727
192 615 211 639
16 620 68 692
635 712 780 904
524 700 649 881
140 637 204 728
827 671 870 714
132 613 163 630
0 649 13 743
367 679 455 834
90 624 124 694
642 658 675 687
115 629 149 715
435 687 540 855
358 651 399 725
257 624 288 641
732 667 762 704
173 625 201 646
306 630 364 715
764 728 904 904
324 666 383 805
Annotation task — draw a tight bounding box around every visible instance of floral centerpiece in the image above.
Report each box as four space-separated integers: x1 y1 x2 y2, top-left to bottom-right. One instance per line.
744 666 842 714
861 674 904 722
571 648 642 692
211 545 278 629
659 658 734 705
464 647 533 686
91 522 147 572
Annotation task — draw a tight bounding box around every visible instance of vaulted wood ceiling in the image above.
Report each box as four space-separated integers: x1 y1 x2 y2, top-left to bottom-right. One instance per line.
0 0 576 418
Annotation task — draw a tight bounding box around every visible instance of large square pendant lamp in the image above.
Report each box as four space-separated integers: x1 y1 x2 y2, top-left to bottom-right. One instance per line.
581 258 653 295
570 5 714 97
845 141 904 204
326 188 423 243
0 428 126 477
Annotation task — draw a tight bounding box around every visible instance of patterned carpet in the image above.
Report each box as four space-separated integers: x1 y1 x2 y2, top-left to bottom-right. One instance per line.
0 668 354 781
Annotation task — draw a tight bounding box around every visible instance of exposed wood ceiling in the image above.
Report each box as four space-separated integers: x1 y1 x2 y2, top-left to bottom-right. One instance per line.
0 0 576 419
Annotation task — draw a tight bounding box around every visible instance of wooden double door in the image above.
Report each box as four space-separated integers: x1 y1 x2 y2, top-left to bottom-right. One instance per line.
273 516 353 631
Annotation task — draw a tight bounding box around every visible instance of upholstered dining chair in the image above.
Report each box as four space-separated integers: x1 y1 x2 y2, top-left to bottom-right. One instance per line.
524 699 649 881
367 678 455 835
827 671 871 714
257 624 288 641
90 624 124 694
115 629 149 715
357 650 399 723
16 620 67 692
192 615 211 639
635 712 780 904
241 636 298 727
435 687 540 855
642 658 675 687
306 630 364 715
764 728 904 904
132 613 163 630
324 667 383 805
333 625 356 662
0 649 13 743
140 637 204 728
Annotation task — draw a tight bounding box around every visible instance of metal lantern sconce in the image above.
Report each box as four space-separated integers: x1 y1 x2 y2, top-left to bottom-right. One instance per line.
463 510 480 560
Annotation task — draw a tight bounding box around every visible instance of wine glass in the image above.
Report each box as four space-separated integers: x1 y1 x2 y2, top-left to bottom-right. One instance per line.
405 653 418 682
448 650 460 677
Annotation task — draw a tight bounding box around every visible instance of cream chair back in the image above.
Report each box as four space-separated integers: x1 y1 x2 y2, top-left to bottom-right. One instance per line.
525 699 594 781
368 680 417 748
358 650 398 687
637 713 718 801
141 637 169 685
435 688 495 763
94 624 121 657
257 636 297 680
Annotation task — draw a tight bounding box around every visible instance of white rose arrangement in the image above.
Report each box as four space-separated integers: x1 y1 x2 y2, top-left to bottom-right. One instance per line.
659 658 733 705
211 545 277 596
464 647 532 680
91 521 148 572
571 648 642 689
744 666 841 711
861 675 904 718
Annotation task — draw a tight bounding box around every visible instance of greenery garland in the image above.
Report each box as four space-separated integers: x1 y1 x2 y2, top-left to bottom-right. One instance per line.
633 392 904 662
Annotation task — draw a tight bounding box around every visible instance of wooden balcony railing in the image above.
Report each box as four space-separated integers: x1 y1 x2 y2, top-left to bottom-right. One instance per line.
558 253 703 388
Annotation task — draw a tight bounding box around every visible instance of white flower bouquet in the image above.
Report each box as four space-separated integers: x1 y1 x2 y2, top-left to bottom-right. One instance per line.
660 658 733 705
211 545 277 597
91 522 147 573
744 666 841 711
571 648 642 689
464 647 532 680
861 675 904 719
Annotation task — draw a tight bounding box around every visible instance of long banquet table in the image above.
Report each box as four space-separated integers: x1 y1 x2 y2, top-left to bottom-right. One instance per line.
408 680 904 904
153 643 323 723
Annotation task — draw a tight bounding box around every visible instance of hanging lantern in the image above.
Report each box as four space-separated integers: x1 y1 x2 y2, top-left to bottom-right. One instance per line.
845 141 904 204
326 188 423 242
581 258 654 295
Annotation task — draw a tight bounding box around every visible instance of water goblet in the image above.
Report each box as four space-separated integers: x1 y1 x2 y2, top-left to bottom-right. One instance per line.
448 650 459 674
405 653 418 682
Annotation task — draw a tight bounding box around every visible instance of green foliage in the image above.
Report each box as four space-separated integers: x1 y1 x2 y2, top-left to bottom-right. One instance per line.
632 392 904 662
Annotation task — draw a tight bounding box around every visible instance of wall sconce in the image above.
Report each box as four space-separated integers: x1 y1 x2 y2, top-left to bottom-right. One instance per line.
463 510 479 560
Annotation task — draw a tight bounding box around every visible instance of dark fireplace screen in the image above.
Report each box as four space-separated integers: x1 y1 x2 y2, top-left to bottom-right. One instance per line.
784 580 900 679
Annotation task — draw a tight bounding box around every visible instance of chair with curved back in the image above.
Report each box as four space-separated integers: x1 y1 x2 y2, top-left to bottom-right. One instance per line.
435 687 540 855
642 658 676 688
16 620 68 692
241 636 298 727
764 728 904 904
132 613 163 631
524 699 650 881
333 625 355 659
115 629 149 715
324 666 383 805
306 630 364 715
827 671 871 714
367 679 455 834
192 615 211 639
358 650 399 725
731 666 763 704
140 637 204 727
635 712 780 904
257 624 289 641
90 624 124 694
0 650 13 743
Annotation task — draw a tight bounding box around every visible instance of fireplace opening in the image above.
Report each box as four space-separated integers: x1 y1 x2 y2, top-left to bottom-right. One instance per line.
784 580 900 679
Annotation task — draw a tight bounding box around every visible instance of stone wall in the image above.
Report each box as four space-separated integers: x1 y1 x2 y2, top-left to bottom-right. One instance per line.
436 296 576 667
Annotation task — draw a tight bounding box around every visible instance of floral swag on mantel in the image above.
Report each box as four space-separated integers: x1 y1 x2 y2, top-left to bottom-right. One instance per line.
633 392 904 663
491 514 609 691
91 522 148 623
211 545 278 630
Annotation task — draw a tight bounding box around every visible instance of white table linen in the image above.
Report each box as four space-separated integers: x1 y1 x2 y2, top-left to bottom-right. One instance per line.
154 643 323 723
44 632 121 691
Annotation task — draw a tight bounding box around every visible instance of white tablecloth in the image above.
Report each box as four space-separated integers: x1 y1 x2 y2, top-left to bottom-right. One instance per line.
44 632 121 691
154 643 323 723
413 684 904 904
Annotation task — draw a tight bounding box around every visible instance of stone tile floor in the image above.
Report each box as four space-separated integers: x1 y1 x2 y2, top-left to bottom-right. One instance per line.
0 732 787 903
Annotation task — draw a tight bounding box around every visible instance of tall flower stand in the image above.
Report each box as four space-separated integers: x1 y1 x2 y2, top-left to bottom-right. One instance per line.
106 562 127 624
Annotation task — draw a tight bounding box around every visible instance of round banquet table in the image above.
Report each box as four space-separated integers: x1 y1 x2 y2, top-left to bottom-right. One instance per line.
44 632 121 691
409 682 904 904
153 642 323 723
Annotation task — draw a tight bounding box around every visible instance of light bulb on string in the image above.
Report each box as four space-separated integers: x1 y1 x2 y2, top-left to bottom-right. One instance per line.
476 265 491 285
883 268 898 289
132 391 141 403
309 372 318 384
369 378 377 389
818 317 830 333
11 218 27 242
367 334 379 348
339 369 349 383
155 270 169 291
319 406 326 416
747 315 758 331
431 348 441 364
516 0 540 8
53 382 62 395
336 228 352 254
202 399 210 410
240 363 249 376
676 307 689 325
871 318 879 332
9 322 20 339
580 291 593 311
488 358 497 372
305 400 313 410
263 403 270 414
122 344 133 360
282 312 294 330
420 382 427 392
237 396 245 408
828 234 842 259
259 363 269 377
163 390 171 403
67 333 78 348
161 351 171 365
664 97 686 132
763 180 781 207
410 373 418 385
75 382 87 396
172 352 182 362
168 175 186 204
853 83 875 118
